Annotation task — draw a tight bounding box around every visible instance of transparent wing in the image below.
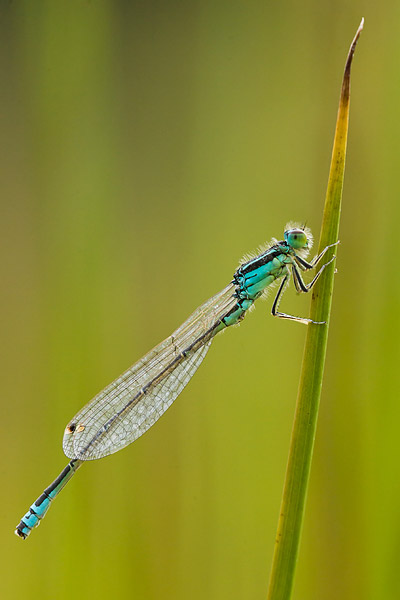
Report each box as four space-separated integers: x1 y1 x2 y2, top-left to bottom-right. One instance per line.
74 340 212 460
63 284 236 460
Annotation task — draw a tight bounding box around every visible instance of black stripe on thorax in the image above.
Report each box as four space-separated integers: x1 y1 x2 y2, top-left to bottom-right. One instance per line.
237 242 288 276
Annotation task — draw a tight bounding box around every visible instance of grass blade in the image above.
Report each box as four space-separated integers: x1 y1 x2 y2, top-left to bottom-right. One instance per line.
267 19 364 600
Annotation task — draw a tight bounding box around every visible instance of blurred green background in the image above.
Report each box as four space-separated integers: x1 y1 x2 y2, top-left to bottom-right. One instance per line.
0 1 396 599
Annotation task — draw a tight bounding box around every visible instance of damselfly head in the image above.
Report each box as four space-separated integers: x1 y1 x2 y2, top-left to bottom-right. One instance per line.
284 223 313 252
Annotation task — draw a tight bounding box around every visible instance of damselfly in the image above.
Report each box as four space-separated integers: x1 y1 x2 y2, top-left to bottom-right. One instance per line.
15 224 337 539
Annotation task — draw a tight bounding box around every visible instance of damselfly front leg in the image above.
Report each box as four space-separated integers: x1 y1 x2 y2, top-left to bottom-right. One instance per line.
294 241 339 271
292 253 336 294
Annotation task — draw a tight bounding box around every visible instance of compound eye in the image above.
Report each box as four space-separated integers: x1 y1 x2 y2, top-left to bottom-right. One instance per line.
284 228 308 250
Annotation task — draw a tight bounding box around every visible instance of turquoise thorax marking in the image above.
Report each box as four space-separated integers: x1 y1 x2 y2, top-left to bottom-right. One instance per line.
221 244 295 327
235 246 293 301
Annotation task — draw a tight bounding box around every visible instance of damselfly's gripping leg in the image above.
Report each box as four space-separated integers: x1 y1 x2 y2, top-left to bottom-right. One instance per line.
271 275 313 324
294 241 339 271
271 241 339 325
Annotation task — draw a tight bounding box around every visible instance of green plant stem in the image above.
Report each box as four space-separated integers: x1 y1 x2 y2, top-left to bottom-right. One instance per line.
267 19 364 600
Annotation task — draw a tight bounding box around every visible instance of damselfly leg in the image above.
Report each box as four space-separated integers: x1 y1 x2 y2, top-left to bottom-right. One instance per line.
271 242 338 324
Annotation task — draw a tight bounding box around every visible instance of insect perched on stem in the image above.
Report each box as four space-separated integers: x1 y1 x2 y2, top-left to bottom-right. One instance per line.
15 224 337 539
